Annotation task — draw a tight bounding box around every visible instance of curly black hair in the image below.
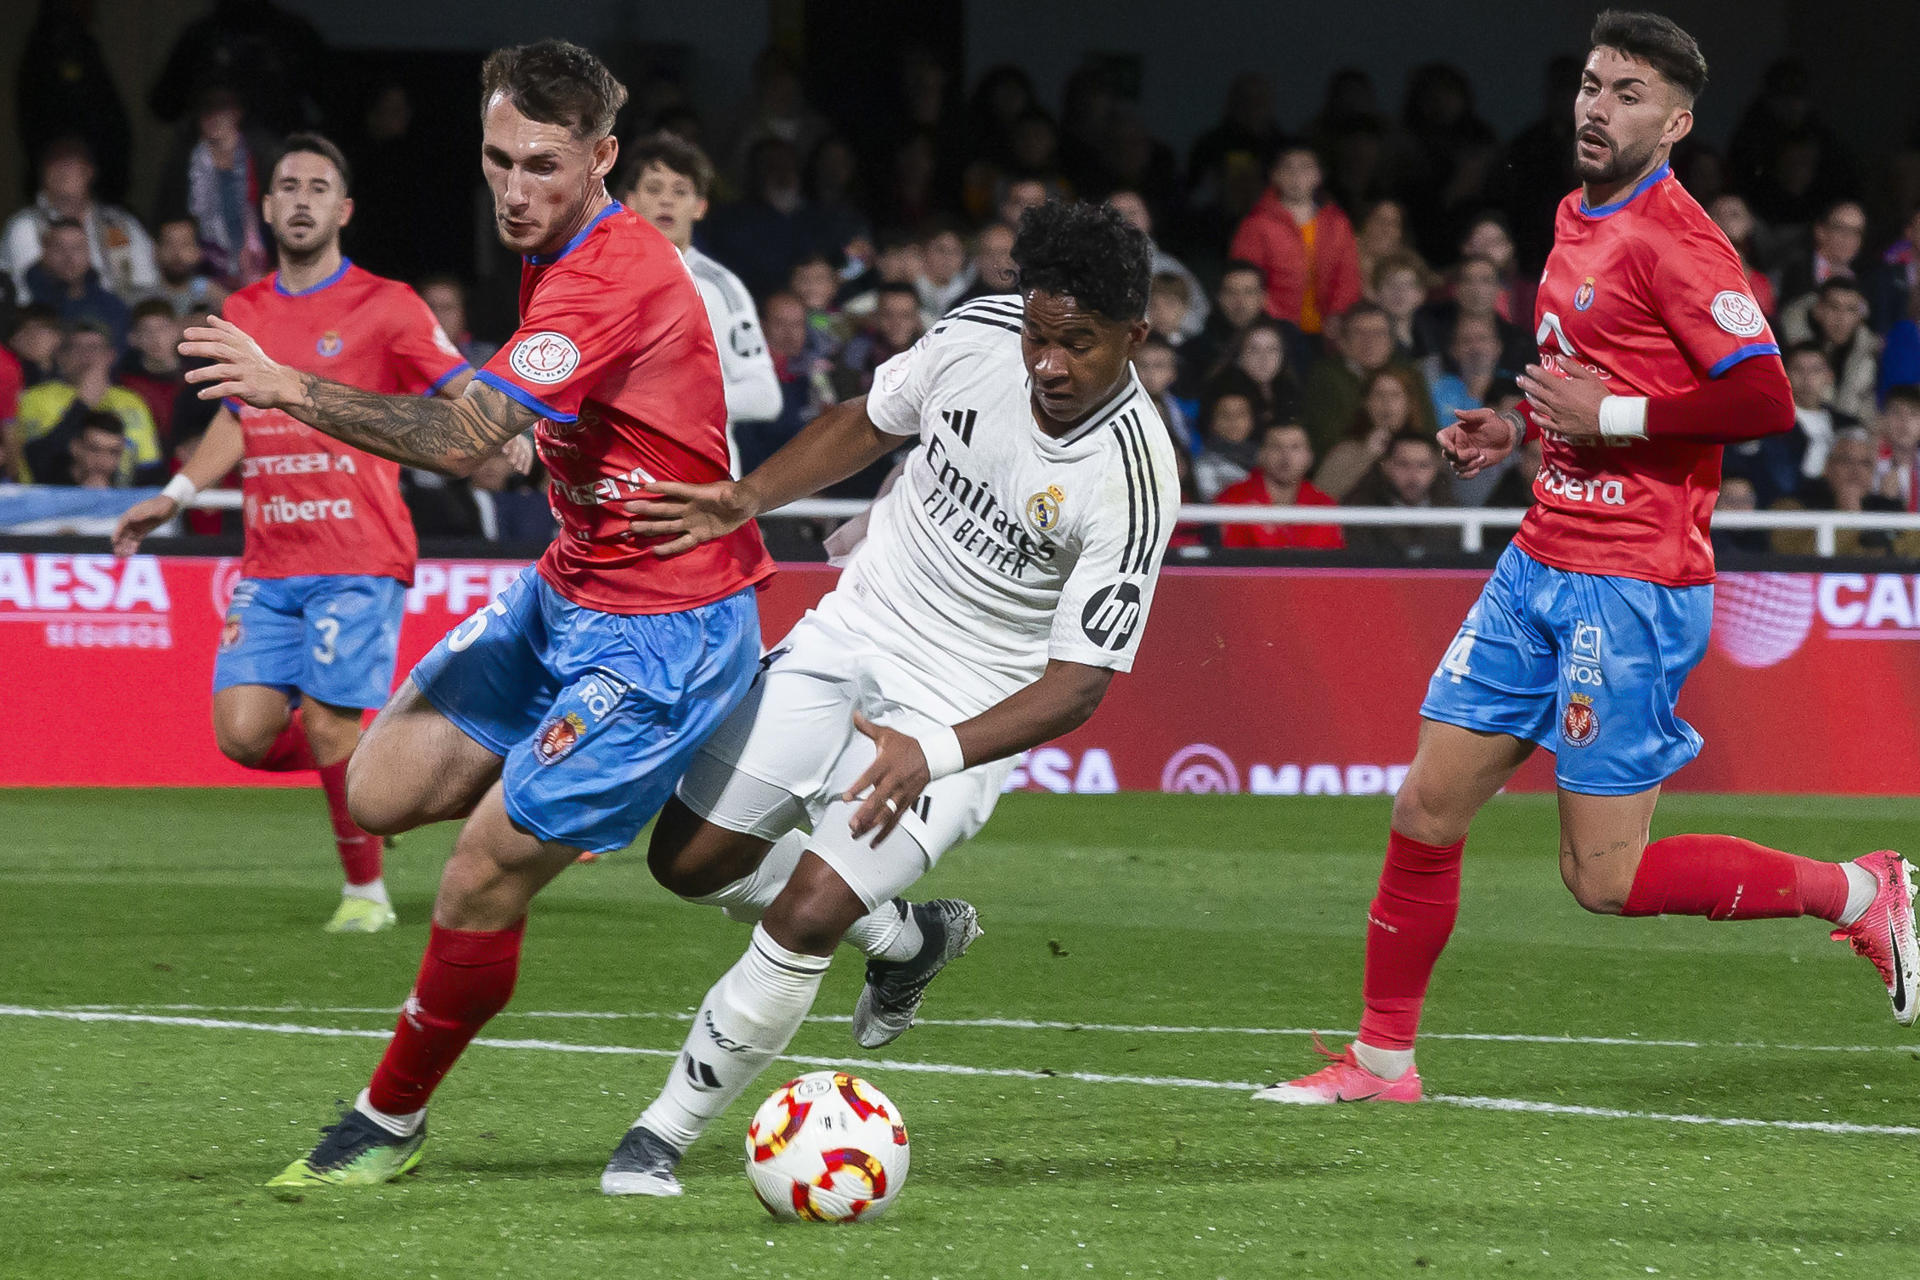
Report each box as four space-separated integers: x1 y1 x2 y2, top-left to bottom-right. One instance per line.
1011 199 1153 323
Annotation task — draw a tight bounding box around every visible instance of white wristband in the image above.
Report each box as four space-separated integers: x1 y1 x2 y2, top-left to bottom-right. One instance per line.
161 473 199 506
1597 395 1650 441
915 725 966 781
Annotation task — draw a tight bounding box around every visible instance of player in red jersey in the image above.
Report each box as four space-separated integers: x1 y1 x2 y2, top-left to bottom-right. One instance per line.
114 133 472 934
1263 11 1919 1105
171 42 773 1190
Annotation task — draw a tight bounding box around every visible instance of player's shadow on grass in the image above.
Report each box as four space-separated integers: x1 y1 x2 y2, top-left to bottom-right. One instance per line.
929 1150 1333 1186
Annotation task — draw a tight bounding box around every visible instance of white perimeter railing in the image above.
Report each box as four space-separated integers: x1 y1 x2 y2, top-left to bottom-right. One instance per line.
183 490 1920 557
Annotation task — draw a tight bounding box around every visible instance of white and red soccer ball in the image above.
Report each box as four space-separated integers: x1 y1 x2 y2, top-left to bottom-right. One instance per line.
744 1071 910 1222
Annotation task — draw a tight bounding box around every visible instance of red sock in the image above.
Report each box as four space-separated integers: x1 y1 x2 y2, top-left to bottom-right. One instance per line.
367 920 525 1115
255 710 317 772
318 759 381 886
1357 831 1465 1052
1622 834 1849 922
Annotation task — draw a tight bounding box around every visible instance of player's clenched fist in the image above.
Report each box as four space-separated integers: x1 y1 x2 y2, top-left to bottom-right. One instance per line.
181 315 303 409
1438 407 1519 479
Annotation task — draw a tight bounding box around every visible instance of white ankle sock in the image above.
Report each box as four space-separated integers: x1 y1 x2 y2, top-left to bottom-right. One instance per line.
355 1086 423 1137
1352 1041 1415 1081
1838 863 1879 927
843 900 925 963
343 878 388 904
636 924 829 1152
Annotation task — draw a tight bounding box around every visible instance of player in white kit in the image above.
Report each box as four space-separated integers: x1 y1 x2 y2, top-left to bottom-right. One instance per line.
598 200 1178 1196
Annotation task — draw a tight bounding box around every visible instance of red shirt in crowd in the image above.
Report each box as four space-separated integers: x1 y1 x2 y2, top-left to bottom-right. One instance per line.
1228 191 1361 335
1215 474 1346 548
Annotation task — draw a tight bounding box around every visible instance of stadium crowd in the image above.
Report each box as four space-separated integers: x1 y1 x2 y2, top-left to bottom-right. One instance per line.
6 2 1920 558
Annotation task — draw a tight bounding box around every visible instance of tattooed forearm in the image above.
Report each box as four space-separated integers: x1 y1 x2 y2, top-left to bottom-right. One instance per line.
284 374 536 477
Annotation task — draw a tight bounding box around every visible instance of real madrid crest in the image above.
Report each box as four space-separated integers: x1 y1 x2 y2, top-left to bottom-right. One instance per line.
1025 484 1065 532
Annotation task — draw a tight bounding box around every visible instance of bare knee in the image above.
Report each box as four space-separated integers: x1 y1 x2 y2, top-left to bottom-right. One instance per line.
344 749 411 835
1391 774 1471 846
212 709 282 768
761 890 852 956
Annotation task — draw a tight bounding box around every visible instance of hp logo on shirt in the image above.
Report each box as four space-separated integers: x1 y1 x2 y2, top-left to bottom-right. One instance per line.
1081 582 1142 651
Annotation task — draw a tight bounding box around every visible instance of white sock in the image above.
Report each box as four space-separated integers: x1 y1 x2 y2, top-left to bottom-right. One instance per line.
1838 863 1879 926
636 923 829 1152
1352 1041 1416 1081
843 899 925 963
355 1086 423 1137
343 878 389 905
688 833 807 924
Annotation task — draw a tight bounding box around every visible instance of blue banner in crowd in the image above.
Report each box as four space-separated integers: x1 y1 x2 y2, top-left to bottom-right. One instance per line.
0 484 167 536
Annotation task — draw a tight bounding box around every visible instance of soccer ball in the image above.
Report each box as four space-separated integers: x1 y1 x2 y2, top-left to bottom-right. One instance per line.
744 1071 910 1222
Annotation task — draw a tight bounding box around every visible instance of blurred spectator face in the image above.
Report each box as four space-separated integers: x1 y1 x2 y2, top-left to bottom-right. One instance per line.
1460 220 1514 274
1257 424 1314 486
1343 311 1394 372
922 230 967 285
1708 194 1755 248
809 137 857 199
41 148 96 206
1375 263 1423 322
1358 200 1405 257
1812 285 1867 345
875 291 924 349
130 308 184 368
1814 201 1867 267
1106 191 1151 236
753 140 802 203
628 161 708 250
1785 348 1835 409
1217 268 1266 330
999 178 1049 227
1272 148 1321 203
265 150 353 258
10 315 61 367
420 280 468 342
1208 393 1256 444
42 224 91 287
1010 115 1059 172
1381 436 1441 503
1133 343 1176 396
1450 314 1502 379
73 422 126 488
1237 325 1285 385
1148 280 1188 337
1826 434 1876 506
974 224 1017 292
57 327 114 383
789 259 838 312
198 99 244 152
876 240 923 284
763 292 808 360
1363 371 1413 434
1716 475 1757 512
156 220 205 285
1455 259 1501 317
1879 398 1920 453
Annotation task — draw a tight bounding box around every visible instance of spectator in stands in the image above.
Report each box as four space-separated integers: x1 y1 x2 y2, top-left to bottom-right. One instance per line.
877 132 945 231
787 255 849 354
1413 254 1530 371
1728 58 1859 227
24 406 126 488
754 290 833 474
1148 274 1195 347
21 218 130 347
1458 213 1527 323
1216 422 1344 550
1785 278 1880 422
1870 205 1920 335
1302 302 1420 456
1370 252 1428 355
1872 386 1920 511
995 176 1051 232
913 219 975 319
833 282 923 399
7 304 62 386
115 298 185 449
1215 318 1302 424
1426 313 1506 504
1354 199 1425 294
965 221 1018 299
1192 387 1262 500
146 0 326 136
1707 194 1777 318
1391 63 1498 263
146 217 227 317
1316 364 1434 500
1106 190 1207 339
2 135 155 304
1773 428 1919 557
1486 418 1543 508
468 448 557 545
718 48 829 192
1310 69 1392 216
417 275 497 368
705 137 822 299
1097 107 1181 223
14 319 159 483
1186 73 1284 249
1342 430 1456 560
19 0 133 204
1229 143 1361 339
155 87 272 288
1495 55 1582 274
1712 476 1771 555
1133 335 1193 454
1726 343 1854 506
0 338 20 481
838 231 921 322
1176 259 1275 395
803 136 871 266
1778 199 1867 316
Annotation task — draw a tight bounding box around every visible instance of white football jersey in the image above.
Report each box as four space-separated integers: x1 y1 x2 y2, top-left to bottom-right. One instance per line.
684 246 781 425
824 294 1179 717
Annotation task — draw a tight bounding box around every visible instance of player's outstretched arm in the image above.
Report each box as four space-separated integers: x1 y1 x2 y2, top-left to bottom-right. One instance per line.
111 407 246 557
624 395 905 557
180 316 534 477
844 660 1114 842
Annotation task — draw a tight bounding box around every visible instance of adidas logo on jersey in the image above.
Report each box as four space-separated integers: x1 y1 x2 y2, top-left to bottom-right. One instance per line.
941 407 977 445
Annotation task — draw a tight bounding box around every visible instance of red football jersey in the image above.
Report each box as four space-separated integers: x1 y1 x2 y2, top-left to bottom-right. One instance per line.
476 203 772 614
225 261 469 583
1515 164 1779 586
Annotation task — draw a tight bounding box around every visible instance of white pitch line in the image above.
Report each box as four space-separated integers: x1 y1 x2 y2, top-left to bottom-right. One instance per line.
58 1003 1920 1057
8 1005 1919 1138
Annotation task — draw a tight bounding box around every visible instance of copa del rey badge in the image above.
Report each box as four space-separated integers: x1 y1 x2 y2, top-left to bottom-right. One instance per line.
1562 692 1600 747
510 331 581 384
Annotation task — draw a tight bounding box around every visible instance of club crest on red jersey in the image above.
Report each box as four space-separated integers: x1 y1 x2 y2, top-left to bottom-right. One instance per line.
536 712 587 763
219 614 242 651
1562 693 1599 747
316 331 343 358
1574 277 1596 311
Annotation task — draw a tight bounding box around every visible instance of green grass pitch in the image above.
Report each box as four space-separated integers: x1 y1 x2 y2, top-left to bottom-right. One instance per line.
3 789 1917 1278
